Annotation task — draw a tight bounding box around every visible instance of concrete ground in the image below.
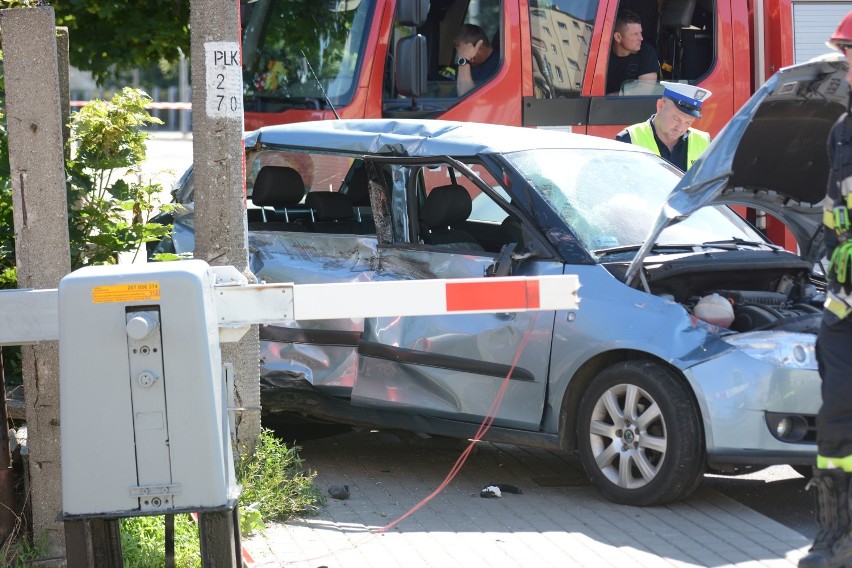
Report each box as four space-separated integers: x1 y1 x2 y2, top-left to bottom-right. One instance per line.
242 429 812 568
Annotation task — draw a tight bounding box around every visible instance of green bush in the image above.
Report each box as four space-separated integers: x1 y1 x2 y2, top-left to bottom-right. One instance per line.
65 87 173 267
237 428 326 526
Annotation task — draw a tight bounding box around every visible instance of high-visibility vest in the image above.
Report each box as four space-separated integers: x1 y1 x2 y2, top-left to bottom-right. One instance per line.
625 120 711 170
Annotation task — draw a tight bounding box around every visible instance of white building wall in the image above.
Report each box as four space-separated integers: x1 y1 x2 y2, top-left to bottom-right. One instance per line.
793 1 852 63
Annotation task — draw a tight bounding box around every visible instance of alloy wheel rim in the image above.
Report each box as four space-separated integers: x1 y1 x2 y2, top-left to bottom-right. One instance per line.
588 383 667 489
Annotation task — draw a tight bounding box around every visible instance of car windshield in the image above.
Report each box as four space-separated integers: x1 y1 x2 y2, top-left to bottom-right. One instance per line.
241 0 373 111
503 148 766 254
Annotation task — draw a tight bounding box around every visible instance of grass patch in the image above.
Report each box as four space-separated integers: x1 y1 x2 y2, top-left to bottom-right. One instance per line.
1 531 48 568
120 515 200 568
119 428 324 563
237 428 326 525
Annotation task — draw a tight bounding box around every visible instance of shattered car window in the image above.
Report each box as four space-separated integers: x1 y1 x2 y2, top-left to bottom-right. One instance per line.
503 148 765 252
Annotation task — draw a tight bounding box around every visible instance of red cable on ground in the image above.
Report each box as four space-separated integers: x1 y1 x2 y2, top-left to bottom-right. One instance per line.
373 312 539 534
266 314 541 565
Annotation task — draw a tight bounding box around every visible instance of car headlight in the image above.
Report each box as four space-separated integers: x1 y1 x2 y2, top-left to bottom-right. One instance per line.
722 331 817 370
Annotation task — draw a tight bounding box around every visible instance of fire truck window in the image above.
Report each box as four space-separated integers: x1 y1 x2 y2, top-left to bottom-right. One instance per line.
383 0 503 113
607 0 716 96
656 0 714 83
529 0 600 98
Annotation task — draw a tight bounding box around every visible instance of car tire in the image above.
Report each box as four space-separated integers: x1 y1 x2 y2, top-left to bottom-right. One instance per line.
577 360 705 506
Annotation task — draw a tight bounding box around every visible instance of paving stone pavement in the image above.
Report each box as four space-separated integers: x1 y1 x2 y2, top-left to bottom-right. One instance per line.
242 429 811 568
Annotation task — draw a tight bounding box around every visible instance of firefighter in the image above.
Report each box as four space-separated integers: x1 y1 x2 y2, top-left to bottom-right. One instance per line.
615 81 712 171
800 11 852 568
606 9 659 95
453 24 499 97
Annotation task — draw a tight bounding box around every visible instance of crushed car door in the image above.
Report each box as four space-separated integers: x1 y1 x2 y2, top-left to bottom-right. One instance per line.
351 157 561 431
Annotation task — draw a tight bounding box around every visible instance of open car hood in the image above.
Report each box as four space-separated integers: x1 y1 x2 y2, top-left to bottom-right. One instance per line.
624 56 850 285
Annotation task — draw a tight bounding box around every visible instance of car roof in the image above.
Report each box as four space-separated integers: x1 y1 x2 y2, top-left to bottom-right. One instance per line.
246 118 644 157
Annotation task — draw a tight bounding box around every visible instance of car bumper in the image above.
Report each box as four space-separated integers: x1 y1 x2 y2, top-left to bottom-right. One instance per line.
685 348 819 466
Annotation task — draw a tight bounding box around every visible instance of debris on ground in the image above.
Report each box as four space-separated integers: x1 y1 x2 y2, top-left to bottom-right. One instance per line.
328 484 350 500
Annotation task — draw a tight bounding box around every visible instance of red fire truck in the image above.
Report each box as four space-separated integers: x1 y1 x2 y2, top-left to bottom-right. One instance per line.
240 0 794 243
241 0 792 136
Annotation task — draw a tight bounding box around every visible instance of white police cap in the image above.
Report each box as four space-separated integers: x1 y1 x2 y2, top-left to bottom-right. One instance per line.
660 81 712 118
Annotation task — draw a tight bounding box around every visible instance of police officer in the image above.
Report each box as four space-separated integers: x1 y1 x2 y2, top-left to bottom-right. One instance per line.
615 82 712 171
801 12 852 568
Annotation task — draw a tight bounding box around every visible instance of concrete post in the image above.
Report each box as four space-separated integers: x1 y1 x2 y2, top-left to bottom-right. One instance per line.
190 0 261 456
56 27 71 156
1 6 72 558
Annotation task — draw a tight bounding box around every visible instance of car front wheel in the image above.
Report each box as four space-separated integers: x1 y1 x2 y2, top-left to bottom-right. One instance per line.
577 360 705 506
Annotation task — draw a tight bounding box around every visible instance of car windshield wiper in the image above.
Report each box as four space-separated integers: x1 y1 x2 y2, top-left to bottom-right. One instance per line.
594 243 696 257
701 237 777 250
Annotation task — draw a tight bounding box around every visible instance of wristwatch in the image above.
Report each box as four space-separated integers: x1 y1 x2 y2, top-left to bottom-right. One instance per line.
457 57 469 66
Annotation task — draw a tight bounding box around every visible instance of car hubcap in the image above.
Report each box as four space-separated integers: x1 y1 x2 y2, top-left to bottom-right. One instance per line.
588 383 667 489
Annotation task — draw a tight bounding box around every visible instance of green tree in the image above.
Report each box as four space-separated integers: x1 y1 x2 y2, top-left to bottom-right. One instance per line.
0 0 191 84
65 87 173 267
0 49 13 289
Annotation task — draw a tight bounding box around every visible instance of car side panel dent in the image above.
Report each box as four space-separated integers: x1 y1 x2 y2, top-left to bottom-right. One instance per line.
251 232 379 390
353 246 561 430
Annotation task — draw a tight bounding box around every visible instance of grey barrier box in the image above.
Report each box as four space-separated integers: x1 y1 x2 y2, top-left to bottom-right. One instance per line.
59 260 238 518
45 258 578 520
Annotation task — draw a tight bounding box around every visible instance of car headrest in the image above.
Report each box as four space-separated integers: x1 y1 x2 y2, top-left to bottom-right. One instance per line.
252 166 306 208
346 167 371 206
421 184 472 229
306 191 355 222
499 216 524 246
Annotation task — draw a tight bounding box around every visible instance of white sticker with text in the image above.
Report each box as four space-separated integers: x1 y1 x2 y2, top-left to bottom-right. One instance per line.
205 41 242 119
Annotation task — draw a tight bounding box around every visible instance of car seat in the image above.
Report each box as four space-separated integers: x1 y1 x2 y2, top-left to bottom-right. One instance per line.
658 0 697 81
344 166 377 234
305 191 356 234
420 184 484 251
498 216 524 250
248 166 307 230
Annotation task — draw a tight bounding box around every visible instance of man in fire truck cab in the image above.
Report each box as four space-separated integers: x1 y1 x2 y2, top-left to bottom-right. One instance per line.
606 9 659 95
454 23 499 97
614 81 712 172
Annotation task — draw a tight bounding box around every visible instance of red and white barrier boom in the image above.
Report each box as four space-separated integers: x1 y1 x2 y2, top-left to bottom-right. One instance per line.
0 262 580 345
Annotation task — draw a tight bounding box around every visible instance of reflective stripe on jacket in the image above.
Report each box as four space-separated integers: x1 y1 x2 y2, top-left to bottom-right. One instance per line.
625 120 711 170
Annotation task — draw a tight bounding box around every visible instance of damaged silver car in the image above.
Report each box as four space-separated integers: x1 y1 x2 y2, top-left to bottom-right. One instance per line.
153 57 849 506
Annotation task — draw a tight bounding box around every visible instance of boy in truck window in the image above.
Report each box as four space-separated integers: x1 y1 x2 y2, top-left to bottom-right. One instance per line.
606 9 659 95
454 24 499 97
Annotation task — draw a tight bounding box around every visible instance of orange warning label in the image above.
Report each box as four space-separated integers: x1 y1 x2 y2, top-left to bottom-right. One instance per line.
92 282 160 304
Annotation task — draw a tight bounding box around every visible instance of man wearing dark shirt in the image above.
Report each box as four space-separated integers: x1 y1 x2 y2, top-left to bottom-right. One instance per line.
606 10 659 95
455 24 499 96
